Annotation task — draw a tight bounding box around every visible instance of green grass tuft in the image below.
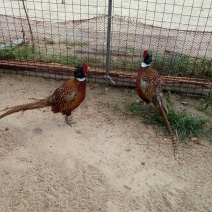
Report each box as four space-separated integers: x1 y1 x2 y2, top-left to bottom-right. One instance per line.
60 39 88 47
1 42 211 79
125 100 143 115
43 37 56 45
145 104 207 142
199 93 212 111
121 45 140 55
123 90 207 143
107 101 121 112
0 42 45 61
152 51 212 78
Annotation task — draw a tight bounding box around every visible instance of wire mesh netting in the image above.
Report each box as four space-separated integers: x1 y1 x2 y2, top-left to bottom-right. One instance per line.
0 0 211 95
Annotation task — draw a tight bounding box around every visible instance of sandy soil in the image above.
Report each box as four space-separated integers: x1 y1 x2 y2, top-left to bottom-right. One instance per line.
0 0 211 31
0 73 211 212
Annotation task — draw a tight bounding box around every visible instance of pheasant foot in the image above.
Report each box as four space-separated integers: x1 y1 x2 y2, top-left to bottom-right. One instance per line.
65 115 76 126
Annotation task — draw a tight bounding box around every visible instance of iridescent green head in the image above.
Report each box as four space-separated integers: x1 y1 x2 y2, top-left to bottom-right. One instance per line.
143 50 152 65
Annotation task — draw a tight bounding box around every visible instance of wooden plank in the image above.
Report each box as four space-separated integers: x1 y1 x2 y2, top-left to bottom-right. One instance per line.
0 59 211 92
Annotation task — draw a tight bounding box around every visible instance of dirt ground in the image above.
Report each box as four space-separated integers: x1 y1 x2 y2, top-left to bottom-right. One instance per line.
0 73 211 212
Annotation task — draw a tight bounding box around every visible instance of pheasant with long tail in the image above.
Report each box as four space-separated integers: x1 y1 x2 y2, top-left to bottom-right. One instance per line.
136 50 177 155
0 63 89 126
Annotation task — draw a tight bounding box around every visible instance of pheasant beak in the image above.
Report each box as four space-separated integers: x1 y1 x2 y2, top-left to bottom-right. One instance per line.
84 66 90 74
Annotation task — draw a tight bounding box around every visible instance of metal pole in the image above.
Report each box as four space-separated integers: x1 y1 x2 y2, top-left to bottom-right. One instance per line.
105 0 112 86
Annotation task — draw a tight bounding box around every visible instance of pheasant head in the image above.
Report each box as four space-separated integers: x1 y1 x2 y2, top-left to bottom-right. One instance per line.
74 63 89 81
142 50 152 66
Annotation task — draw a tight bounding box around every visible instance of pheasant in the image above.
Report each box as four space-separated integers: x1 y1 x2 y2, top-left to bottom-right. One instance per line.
0 63 89 126
136 50 177 155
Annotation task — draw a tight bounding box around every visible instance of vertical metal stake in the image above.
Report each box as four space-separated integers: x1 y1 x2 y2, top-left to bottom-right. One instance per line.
105 0 112 86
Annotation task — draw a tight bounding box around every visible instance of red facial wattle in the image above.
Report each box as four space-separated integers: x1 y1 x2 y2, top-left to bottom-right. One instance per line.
143 50 148 59
83 63 89 73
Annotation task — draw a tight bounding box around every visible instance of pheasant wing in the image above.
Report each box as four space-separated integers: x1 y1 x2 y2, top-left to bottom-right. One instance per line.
51 82 78 113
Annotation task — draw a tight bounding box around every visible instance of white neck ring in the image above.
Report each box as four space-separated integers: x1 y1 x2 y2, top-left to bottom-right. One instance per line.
141 62 151 67
76 77 86 81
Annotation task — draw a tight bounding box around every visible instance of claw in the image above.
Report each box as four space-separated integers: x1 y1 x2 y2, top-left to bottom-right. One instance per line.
65 115 76 126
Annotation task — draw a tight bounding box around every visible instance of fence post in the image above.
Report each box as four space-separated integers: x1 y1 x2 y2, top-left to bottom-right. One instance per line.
105 0 112 86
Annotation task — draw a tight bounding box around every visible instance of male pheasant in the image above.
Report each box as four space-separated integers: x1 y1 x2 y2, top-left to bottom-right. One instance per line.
0 63 89 126
136 50 177 155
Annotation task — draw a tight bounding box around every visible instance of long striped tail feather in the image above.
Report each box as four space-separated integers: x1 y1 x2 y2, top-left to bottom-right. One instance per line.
0 97 52 120
158 104 177 157
153 94 177 157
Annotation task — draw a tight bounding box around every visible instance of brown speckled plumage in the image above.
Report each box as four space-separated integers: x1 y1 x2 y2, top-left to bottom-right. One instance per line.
0 63 89 125
51 78 86 115
136 51 177 156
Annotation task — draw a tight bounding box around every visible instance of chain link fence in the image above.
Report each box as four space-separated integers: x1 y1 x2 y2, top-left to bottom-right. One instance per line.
0 0 211 95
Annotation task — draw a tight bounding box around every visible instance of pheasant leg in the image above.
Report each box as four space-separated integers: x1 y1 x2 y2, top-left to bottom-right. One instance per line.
65 114 76 126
